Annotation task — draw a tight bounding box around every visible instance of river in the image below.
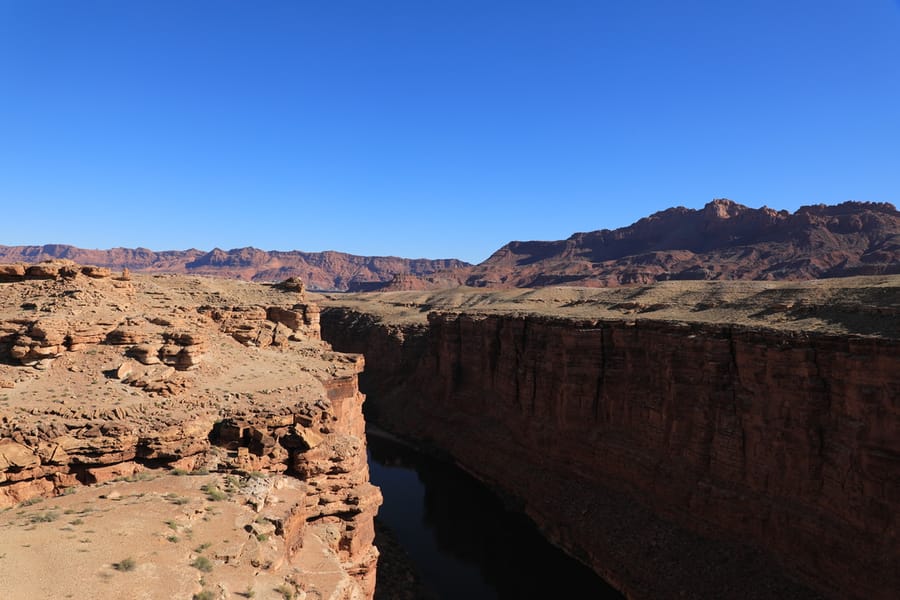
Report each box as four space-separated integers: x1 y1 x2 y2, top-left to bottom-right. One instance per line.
367 431 622 599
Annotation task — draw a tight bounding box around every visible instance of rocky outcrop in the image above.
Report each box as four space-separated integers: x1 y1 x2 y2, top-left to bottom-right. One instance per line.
321 291 900 600
0 266 381 599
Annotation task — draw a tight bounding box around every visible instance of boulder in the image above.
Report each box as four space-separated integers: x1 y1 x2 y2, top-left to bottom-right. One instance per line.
0 264 26 280
129 343 162 365
80 265 112 278
0 440 40 470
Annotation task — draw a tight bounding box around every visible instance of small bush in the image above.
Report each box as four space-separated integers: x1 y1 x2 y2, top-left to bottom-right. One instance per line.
193 591 215 600
191 555 214 573
165 494 190 506
29 510 59 524
275 583 295 600
113 557 137 572
201 483 227 502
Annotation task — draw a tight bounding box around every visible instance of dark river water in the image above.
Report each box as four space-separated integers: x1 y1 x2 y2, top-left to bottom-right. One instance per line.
367 432 622 599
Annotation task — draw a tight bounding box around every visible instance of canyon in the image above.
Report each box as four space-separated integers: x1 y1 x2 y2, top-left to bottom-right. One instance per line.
2 253 898 599
320 278 900 600
0 261 380 599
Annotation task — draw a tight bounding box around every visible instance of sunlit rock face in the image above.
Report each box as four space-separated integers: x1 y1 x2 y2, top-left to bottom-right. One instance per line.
0 263 381 600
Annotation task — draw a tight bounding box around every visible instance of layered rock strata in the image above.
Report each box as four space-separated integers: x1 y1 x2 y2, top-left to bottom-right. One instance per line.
0 261 380 599
321 280 900 600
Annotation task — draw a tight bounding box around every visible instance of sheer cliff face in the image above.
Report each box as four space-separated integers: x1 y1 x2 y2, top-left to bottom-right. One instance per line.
322 305 900 600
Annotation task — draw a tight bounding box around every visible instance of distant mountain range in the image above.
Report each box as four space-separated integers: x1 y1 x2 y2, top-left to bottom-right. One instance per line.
0 245 469 291
457 199 900 288
2 199 898 290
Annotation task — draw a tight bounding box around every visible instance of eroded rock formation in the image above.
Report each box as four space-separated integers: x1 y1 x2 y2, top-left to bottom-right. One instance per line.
321 280 900 600
0 261 381 599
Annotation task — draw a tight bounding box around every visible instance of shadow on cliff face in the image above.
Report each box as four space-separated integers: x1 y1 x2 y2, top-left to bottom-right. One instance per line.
368 433 622 600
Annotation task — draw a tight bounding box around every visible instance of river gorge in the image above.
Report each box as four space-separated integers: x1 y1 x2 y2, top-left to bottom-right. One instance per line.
320 280 900 600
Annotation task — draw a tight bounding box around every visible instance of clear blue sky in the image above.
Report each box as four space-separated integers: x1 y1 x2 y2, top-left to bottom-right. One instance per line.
1 1 898 263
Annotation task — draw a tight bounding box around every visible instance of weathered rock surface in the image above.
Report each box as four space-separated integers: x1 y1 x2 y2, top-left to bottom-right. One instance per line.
321 279 900 600
0 264 381 599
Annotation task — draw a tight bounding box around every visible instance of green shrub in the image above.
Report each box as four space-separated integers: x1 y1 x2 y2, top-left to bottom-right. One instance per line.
275 583 294 600
113 557 136 572
29 510 59 524
201 483 227 501
191 555 214 573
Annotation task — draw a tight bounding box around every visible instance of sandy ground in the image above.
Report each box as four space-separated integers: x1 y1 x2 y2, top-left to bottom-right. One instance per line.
0 471 348 600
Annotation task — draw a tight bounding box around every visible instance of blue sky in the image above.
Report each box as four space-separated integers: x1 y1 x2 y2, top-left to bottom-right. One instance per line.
1 1 898 263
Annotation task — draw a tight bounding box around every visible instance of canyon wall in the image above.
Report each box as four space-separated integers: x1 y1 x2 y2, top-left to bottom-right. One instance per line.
322 306 900 600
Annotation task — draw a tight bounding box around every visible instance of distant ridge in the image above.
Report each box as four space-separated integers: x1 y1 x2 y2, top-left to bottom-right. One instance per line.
449 199 900 289
0 244 469 291
3 200 897 290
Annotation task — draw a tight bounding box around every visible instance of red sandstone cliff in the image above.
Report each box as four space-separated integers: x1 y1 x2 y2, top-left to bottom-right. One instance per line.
321 298 900 600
